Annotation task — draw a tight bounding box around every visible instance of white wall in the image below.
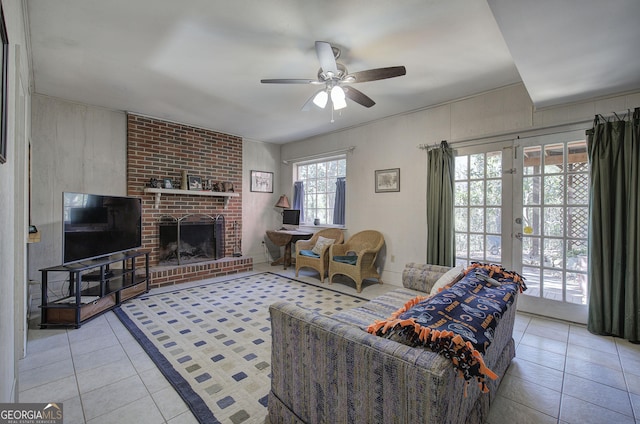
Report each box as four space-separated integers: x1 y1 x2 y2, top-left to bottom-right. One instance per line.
279 83 640 286
29 95 127 283
0 0 32 402
242 139 282 263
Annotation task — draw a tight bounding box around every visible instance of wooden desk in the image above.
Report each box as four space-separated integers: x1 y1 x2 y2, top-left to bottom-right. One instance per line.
266 230 313 269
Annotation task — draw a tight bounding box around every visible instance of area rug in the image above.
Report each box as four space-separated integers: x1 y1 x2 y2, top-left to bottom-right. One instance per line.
114 272 367 424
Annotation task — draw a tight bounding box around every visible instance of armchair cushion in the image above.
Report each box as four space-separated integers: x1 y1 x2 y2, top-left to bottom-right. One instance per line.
299 249 320 258
311 236 335 255
332 255 357 265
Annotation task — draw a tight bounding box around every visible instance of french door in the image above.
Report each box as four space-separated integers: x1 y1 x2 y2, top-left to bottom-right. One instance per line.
454 130 589 323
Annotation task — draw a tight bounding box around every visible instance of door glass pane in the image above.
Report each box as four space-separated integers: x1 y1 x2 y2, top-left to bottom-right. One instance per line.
523 176 541 205
486 180 501 205
455 208 468 232
470 181 485 205
544 143 564 173
520 139 589 306
469 208 484 232
486 151 502 178
543 268 563 300
523 146 541 175
523 207 540 235
469 235 484 260
544 175 565 204
455 156 468 180
567 207 588 238
523 237 542 266
455 182 468 206
454 149 503 265
470 154 485 178
456 233 468 260
544 207 564 236
523 266 540 295
486 208 501 233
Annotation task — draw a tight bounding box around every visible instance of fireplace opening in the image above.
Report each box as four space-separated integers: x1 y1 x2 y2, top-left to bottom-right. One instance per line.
158 214 225 265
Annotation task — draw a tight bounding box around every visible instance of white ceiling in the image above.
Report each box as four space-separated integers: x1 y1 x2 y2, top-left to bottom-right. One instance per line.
26 0 640 144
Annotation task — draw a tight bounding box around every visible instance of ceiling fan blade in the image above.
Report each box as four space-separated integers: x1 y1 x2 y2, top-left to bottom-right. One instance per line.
261 78 322 84
315 41 338 75
344 87 375 108
346 66 406 83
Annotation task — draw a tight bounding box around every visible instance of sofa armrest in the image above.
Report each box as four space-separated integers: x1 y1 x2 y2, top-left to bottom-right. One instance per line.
402 262 451 293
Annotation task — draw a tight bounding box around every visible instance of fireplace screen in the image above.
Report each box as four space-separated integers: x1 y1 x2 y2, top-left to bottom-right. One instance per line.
158 214 225 265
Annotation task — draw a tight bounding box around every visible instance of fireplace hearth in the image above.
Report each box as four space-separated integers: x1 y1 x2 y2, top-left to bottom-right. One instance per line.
158 214 225 265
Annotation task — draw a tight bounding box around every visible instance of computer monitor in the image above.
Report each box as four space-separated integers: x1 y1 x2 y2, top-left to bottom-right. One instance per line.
282 209 300 229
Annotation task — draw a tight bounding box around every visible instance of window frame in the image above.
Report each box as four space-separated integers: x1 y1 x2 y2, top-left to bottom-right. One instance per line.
293 154 347 227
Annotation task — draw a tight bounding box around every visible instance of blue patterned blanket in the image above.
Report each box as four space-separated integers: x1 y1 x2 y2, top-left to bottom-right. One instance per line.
368 263 526 393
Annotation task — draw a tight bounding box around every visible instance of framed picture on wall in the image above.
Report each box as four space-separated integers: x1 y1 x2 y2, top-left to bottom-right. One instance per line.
0 5 9 164
250 170 273 193
375 168 400 193
188 175 203 190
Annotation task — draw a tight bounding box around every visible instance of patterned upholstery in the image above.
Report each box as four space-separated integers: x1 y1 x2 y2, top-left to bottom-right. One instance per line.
295 228 344 282
268 263 519 424
328 230 385 292
402 262 452 292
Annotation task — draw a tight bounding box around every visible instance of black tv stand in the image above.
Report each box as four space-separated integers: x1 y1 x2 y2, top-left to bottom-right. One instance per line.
39 249 150 328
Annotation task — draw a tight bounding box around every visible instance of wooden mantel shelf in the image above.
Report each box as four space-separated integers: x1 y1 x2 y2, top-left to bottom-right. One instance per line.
143 188 239 209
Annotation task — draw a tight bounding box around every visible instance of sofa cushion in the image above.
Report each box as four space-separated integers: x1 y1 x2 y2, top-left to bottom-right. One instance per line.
429 264 465 295
368 263 526 392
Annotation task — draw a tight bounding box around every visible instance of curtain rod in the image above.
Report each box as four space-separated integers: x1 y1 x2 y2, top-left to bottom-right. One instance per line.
282 146 356 164
417 140 448 150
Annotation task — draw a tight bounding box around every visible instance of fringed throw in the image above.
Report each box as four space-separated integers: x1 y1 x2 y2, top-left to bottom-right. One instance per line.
367 263 526 394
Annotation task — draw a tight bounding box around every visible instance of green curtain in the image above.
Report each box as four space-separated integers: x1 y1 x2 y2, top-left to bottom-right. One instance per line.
426 141 455 266
587 108 640 343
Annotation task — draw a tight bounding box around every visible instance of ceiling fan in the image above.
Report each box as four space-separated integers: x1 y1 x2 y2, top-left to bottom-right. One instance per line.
261 41 406 112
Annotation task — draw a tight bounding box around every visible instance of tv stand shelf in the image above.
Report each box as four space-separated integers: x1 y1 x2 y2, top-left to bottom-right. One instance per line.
39 249 150 328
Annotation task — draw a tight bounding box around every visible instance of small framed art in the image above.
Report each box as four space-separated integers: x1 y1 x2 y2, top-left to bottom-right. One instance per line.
163 178 173 189
188 175 203 190
250 170 273 193
375 168 400 193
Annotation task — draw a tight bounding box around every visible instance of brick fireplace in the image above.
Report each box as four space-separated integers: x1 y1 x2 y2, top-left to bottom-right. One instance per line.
126 114 252 288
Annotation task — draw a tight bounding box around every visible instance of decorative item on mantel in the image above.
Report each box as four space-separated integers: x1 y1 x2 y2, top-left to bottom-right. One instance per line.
180 170 188 190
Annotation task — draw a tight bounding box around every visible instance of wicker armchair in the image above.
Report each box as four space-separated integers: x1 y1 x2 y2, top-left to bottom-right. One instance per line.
328 230 385 292
294 228 345 282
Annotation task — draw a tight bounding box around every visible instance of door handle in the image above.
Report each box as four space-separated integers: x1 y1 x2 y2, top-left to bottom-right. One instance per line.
514 232 523 240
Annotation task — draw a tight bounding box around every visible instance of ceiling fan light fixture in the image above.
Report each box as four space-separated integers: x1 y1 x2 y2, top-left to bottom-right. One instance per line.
331 85 347 110
313 90 329 108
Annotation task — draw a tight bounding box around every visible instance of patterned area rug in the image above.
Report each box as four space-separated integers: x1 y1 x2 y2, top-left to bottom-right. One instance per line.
114 272 367 424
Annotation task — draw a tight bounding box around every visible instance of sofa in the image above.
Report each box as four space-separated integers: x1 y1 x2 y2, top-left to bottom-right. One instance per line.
268 262 521 424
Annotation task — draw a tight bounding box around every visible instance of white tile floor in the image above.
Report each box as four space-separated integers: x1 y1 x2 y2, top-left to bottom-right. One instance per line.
19 264 640 423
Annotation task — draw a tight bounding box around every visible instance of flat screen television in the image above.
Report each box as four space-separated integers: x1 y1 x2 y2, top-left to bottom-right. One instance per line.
282 209 300 226
62 192 142 264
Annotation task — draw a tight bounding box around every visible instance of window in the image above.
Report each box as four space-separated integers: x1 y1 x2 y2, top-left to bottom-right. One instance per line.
295 156 346 225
